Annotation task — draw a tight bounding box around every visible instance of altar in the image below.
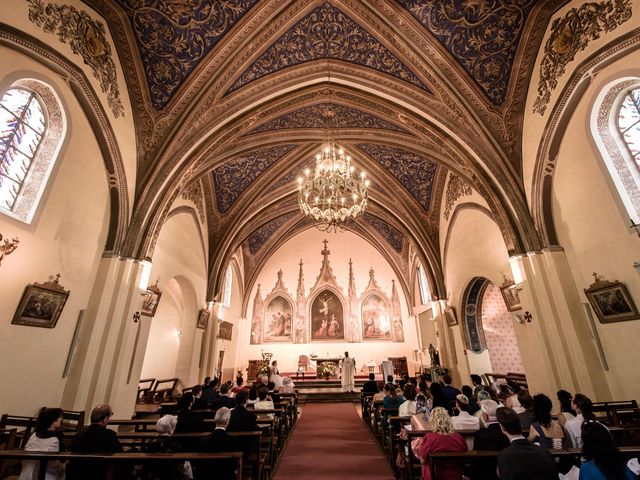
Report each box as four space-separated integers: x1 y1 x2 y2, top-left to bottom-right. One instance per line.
310 356 343 379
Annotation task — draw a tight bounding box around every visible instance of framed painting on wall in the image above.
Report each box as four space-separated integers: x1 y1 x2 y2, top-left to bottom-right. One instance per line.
263 296 293 342
141 281 162 317
585 275 640 324
361 293 391 340
444 306 458 326
500 282 522 312
12 276 69 328
217 321 233 341
310 290 344 341
197 309 210 329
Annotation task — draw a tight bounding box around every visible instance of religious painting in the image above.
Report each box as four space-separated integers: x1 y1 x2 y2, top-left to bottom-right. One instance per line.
310 290 345 341
250 316 262 345
263 296 293 342
500 283 522 312
361 294 391 340
141 282 162 317
445 306 458 327
12 277 69 328
197 309 210 329
217 321 233 341
585 279 640 324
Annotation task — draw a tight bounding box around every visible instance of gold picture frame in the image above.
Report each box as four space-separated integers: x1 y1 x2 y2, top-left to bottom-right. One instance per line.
585 275 639 324
12 276 69 328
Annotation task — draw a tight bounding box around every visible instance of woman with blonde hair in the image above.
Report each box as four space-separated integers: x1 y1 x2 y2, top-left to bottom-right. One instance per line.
416 407 467 480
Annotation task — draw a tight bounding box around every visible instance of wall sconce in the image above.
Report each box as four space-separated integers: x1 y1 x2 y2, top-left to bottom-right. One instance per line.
509 256 525 285
138 260 153 291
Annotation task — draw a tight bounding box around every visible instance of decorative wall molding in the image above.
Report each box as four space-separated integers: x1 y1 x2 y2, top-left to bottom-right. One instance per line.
27 0 125 117
443 173 473 220
533 0 633 115
180 180 206 223
247 211 298 255
362 213 403 253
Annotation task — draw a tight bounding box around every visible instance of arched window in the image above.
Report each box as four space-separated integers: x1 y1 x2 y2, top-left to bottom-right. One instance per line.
618 88 640 169
592 80 640 226
0 80 65 223
417 265 432 305
222 264 233 308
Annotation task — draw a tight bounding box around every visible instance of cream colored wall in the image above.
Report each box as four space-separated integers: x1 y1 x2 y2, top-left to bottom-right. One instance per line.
138 212 208 391
2 1 137 201
235 228 419 376
550 58 640 400
0 50 110 416
216 264 244 382
519 1 640 400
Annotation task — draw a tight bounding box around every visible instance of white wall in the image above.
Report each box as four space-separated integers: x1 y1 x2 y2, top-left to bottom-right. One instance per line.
0 48 110 416
235 228 419 375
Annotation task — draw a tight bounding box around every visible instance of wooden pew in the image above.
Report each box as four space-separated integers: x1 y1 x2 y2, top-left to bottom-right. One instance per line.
0 449 244 480
0 415 36 448
593 400 639 426
151 378 179 403
0 428 17 478
137 378 156 403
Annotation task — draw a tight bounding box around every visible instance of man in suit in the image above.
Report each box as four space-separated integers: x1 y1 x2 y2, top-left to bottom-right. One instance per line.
440 373 462 413
67 404 122 480
471 399 510 480
496 407 558 480
361 373 378 394
227 390 258 432
202 377 219 405
175 392 208 451
197 407 240 480
212 383 236 409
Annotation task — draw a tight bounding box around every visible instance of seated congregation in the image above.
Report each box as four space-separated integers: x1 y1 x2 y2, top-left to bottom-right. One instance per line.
0 374 298 480
362 372 640 480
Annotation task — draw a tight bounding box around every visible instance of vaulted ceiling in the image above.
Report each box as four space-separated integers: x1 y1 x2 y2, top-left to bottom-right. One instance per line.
88 0 564 299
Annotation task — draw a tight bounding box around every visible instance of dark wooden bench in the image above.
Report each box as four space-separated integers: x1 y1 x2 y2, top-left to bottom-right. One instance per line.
0 415 36 449
593 400 639 426
151 378 179 403
137 378 156 403
0 449 243 480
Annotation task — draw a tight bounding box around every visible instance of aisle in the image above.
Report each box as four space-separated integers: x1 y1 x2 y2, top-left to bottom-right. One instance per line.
273 402 395 480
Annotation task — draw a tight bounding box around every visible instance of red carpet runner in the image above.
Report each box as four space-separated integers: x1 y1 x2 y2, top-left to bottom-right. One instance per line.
273 403 395 480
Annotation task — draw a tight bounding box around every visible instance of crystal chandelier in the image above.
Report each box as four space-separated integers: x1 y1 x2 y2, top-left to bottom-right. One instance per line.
298 142 370 231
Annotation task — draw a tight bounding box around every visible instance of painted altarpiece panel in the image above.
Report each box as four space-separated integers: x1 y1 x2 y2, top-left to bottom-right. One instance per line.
361 293 392 340
262 270 295 343
310 289 345 341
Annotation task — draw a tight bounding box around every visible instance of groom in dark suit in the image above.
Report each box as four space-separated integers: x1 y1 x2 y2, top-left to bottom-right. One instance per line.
496 407 558 480
198 407 241 480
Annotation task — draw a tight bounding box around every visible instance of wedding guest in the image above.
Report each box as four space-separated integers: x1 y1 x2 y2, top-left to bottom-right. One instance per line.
19 407 64 480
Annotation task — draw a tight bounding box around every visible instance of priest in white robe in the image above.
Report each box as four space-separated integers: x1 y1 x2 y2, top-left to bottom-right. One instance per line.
341 351 356 392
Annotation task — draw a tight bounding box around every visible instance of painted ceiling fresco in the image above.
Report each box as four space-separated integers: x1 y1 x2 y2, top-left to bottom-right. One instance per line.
227 2 430 94
397 0 536 105
248 103 408 134
362 213 404 253
356 144 438 211
247 211 298 254
213 144 297 213
115 0 259 109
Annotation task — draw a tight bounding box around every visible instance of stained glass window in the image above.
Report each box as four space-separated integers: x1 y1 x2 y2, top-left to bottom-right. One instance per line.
618 88 640 169
418 265 431 305
222 264 233 308
0 88 46 211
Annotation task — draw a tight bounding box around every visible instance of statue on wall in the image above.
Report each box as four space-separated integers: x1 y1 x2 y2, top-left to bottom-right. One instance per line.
428 343 440 367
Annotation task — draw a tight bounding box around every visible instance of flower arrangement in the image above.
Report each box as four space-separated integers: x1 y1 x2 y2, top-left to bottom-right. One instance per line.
317 361 337 380
258 361 270 377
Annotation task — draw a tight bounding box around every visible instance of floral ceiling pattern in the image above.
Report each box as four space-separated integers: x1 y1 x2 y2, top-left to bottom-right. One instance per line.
397 0 536 105
362 213 403 253
213 144 296 213
247 211 298 255
355 143 438 211
115 0 258 109
228 2 430 94
248 103 408 134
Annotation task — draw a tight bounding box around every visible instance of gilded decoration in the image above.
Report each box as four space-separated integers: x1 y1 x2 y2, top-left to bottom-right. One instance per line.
247 211 297 255
362 213 403 253
213 144 297 213
114 0 258 109
356 144 438 211
27 0 124 117
181 180 205 223
270 170 298 192
248 103 408 134
443 173 473 220
227 2 430 94
398 0 536 105
533 0 633 115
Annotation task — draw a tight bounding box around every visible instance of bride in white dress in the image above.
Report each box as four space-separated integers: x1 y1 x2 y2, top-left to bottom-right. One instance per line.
269 360 283 389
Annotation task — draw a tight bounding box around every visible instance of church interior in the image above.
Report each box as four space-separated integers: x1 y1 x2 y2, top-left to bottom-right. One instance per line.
1 0 640 477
